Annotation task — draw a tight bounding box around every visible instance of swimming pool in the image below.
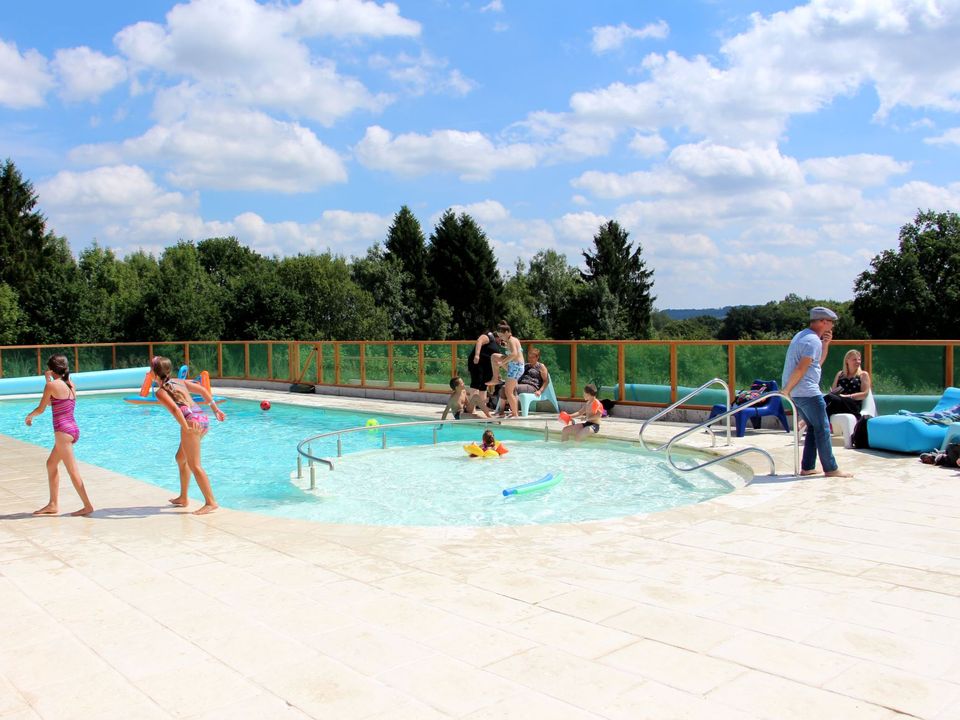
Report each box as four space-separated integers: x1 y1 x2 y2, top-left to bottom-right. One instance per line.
0 394 737 526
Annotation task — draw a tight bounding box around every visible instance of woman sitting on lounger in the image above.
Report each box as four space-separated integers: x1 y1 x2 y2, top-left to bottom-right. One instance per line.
825 349 871 419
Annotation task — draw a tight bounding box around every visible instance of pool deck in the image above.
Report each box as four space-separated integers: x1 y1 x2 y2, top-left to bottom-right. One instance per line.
2 389 960 720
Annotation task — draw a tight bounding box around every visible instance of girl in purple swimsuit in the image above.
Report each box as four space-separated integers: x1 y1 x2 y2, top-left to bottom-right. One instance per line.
24 355 94 516
150 356 225 515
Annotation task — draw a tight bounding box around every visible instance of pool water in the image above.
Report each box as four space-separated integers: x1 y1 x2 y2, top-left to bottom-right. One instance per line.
0 394 736 526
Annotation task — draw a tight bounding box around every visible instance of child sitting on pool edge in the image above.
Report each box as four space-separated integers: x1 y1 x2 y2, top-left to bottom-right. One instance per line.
561 384 604 442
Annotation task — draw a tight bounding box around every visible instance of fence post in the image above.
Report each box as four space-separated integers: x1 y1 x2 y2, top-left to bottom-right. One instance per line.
947 344 954 390
669 343 678 404
570 343 578 398
617 343 625 404
418 343 425 390
727 343 737 402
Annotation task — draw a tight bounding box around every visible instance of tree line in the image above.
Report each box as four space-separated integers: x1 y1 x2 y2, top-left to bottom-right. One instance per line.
2 158 958 345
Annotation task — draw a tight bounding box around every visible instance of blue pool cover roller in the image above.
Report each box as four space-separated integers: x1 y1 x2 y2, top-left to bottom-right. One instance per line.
503 472 563 497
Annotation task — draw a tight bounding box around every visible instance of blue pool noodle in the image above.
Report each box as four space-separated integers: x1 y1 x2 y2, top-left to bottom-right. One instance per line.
503 472 562 497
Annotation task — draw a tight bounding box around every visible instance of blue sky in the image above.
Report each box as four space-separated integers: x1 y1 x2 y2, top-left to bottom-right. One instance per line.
2 0 959 308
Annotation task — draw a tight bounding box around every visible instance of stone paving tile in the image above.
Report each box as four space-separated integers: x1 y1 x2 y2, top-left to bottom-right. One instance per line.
600 638 747 695
824 661 960 719
5 390 960 719
707 670 903 720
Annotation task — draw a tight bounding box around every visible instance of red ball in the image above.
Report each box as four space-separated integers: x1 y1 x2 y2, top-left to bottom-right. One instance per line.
260 400 271 411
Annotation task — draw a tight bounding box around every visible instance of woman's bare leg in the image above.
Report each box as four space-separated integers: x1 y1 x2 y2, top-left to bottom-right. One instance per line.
504 379 519 417
57 435 93 516
33 447 61 515
169 443 190 507
181 431 217 515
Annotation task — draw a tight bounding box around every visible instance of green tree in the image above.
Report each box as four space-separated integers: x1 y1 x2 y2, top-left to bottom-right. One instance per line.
654 314 724 340
0 158 45 290
581 220 655 338
525 249 584 339
352 243 417 340
139 242 224 341
73 243 146 343
719 294 865 340
276 254 389 339
853 210 960 339
0 282 25 344
426 210 503 337
500 260 547 340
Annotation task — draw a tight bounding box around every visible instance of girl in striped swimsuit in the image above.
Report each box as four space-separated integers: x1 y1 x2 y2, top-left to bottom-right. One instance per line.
150 356 225 515
24 355 94 516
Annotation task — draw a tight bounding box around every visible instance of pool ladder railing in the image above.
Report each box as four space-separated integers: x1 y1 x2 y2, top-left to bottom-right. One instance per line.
295 416 553 489
638 378 800 478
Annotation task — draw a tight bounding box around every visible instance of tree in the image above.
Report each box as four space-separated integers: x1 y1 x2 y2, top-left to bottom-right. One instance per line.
581 220 655 338
853 210 960 339
382 207 436 338
352 243 418 339
73 243 147 343
525 249 584 339
0 282 25 344
500 260 547 340
0 158 45 290
426 210 503 337
139 241 224 341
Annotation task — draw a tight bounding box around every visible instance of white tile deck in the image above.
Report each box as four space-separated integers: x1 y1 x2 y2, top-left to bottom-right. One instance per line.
2 388 960 719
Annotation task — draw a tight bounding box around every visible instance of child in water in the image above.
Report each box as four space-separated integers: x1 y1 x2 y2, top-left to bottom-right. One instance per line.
150 356 225 514
442 376 468 420
481 429 498 452
561 384 604 442
24 354 94 516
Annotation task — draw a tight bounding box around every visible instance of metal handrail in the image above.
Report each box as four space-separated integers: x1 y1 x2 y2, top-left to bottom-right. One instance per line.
296 415 554 473
664 391 800 478
638 377 731 451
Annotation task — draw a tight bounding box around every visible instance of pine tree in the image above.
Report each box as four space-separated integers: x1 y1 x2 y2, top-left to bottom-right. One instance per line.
427 210 503 337
581 220 655 338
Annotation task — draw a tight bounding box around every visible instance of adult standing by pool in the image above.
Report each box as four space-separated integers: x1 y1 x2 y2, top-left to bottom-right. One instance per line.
782 307 851 478
495 322 525 418
467 327 502 414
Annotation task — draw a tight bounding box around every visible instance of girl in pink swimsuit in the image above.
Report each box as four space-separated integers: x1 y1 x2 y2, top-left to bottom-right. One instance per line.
150 356 225 515
24 355 94 516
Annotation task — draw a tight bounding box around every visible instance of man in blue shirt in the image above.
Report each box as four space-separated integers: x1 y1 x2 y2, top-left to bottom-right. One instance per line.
782 307 851 477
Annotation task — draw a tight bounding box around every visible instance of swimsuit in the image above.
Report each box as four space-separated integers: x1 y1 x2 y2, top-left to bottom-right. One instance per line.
51 394 80 443
468 332 502 390
581 421 601 433
506 361 524 381
179 404 210 432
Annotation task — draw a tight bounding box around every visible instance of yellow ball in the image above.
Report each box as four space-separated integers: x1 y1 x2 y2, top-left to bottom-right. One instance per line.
365 419 379 427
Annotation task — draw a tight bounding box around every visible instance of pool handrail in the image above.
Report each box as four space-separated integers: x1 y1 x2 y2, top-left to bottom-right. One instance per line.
296 415 554 473
639 377 732 451
663 391 800 478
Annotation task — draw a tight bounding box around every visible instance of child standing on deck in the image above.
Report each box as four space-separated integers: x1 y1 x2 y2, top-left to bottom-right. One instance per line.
150 356 225 515
24 355 94 516
490 322 524 418
561 384 604 442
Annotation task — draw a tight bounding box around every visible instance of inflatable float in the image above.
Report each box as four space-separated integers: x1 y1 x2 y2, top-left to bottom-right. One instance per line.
124 365 226 405
464 441 508 458
0 366 150 396
558 399 605 425
503 472 562 496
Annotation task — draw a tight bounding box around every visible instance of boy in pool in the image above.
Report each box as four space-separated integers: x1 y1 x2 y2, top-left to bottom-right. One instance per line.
442 376 468 420
561 384 604 442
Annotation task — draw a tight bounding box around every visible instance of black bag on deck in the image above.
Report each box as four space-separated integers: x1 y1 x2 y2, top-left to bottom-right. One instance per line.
852 415 870 449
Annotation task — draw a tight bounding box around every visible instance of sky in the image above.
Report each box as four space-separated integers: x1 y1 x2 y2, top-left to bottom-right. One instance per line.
2 0 960 309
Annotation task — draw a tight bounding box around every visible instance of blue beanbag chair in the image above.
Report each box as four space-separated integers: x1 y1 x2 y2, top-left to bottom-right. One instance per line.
867 387 960 454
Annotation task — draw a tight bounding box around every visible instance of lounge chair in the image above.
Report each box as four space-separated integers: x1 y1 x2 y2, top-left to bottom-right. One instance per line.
831 390 877 449
495 378 560 417
865 387 960 454
708 379 790 437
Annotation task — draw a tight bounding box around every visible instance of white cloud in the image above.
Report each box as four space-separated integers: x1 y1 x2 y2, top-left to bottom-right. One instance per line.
0 39 54 108
370 50 476 97
802 153 911 186
355 125 539 180
71 104 347 192
591 20 669 54
290 0 420 37
37 165 194 243
924 127 960 146
53 46 127 102
667 142 804 190
39 163 388 257
629 132 667 156
113 0 395 125
481 1 504 12
572 168 690 199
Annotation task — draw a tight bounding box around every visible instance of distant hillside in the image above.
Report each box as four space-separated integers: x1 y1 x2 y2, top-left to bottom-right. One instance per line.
661 306 733 320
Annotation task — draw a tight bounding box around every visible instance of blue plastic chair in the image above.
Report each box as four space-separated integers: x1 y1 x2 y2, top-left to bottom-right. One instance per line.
519 378 560 416
709 379 790 437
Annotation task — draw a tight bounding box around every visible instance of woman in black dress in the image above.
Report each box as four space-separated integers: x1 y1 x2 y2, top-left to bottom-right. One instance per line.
825 349 871 418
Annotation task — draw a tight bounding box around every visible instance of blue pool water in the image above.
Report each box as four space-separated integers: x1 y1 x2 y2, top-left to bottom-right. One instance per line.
0 394 736 526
